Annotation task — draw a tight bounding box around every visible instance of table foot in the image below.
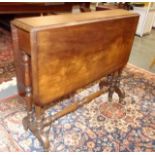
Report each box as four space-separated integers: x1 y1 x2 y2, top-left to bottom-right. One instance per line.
22 105 50 151
99 69 125 103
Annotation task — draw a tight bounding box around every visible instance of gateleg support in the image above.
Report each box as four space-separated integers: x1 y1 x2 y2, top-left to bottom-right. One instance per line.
99 69 125 104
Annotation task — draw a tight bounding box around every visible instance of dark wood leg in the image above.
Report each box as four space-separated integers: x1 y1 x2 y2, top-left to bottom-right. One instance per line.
34 105 50 151
107 73 115 102
22 52 33 130
99 69 125 103
114 70 125 103
24 105 50 151
21 52 50 151
22 97 33 131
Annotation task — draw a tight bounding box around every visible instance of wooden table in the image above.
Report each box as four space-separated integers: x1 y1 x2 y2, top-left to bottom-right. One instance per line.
11 10 139 151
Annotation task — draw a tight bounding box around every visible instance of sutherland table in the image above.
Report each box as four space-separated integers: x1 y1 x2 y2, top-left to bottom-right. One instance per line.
11 10 139 151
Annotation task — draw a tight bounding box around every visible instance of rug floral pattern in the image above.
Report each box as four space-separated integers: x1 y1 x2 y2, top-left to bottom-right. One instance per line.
0 64 154 152
0 27 15 84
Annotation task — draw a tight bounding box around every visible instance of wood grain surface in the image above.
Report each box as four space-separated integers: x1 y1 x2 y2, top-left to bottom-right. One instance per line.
34 16 138 105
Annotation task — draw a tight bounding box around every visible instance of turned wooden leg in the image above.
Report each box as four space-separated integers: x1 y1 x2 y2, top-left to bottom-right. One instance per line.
22 90 33 131
35 105 50 151
107 73 115 102
21 53 50 152
99 73 115 102
114 70 125 103
22 52 33 130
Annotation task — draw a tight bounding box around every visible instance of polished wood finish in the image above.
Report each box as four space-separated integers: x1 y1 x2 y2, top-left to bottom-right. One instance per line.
36 16 138 106
11 10 139 151
18 30 31 54
11 26 25 96
12 9 137 31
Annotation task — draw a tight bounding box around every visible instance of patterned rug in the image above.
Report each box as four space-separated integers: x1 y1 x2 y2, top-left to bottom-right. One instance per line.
0 64 154 152
0 27 15 84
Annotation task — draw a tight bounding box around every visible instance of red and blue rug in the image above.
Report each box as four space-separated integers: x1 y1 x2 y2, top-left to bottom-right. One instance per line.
0 64 154 152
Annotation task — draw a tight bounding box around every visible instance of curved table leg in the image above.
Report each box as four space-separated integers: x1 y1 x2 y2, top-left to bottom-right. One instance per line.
115 69 125 103
99 69 125 103
23 105 50 151
34 105 50 151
